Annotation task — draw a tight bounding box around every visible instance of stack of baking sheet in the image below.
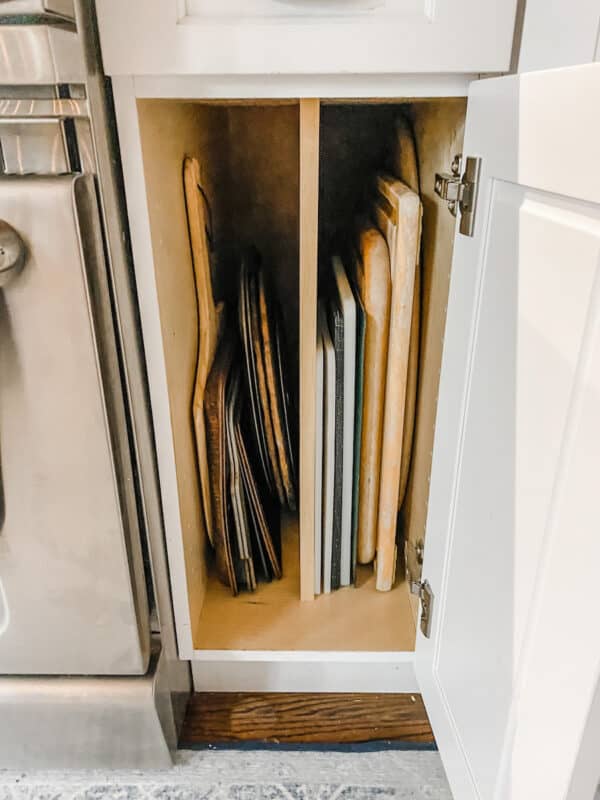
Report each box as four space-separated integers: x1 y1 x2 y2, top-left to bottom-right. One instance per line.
204 254 298 596
184 156 296 596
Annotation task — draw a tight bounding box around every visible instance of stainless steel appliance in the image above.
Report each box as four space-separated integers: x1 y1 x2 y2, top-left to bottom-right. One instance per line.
0 0 190 767
0 1 74 16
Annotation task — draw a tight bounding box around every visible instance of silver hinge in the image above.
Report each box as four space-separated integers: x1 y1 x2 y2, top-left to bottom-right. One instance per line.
413 579 434 639
434 154 482 238
407 538 425 593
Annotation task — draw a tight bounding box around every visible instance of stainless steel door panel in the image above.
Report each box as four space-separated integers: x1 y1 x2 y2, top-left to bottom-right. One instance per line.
0 97 87 119
0 119 70 175
0 175 150 674
0 0 74 18
0 25 83 84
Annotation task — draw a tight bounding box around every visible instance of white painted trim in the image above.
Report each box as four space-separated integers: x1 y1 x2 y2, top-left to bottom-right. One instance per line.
192 652 418 692
191 650 413 662
132 73 475 101
111 76 195 660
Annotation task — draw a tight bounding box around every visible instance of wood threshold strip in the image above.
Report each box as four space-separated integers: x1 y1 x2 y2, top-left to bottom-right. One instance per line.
179 692 434 745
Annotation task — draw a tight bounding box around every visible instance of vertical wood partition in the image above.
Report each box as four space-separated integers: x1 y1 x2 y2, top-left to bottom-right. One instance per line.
299 99 320 601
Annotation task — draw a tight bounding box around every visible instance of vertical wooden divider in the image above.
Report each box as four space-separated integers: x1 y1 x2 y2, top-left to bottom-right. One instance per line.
299 98 320 602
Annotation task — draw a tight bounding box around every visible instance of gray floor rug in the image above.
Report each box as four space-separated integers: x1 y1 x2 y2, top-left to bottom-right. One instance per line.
0 749 452 799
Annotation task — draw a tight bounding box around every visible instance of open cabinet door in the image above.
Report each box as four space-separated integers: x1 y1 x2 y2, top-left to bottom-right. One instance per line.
417 63 600 800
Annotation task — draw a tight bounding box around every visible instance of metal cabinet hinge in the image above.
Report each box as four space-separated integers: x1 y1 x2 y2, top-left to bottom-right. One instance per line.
407 538 425 593
435 154 482 238
412 579 434 639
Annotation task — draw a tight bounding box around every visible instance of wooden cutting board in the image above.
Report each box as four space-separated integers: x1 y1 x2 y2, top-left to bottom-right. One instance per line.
184 157 225 547
354 225 391 565
389 116 420 195
373 177 422 592
389 116 422 512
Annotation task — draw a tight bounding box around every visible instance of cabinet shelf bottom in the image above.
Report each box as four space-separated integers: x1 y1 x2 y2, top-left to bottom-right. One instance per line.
192 514 417 655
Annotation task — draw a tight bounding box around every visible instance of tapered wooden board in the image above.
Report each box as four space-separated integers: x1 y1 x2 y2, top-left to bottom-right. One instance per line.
184 156 225 547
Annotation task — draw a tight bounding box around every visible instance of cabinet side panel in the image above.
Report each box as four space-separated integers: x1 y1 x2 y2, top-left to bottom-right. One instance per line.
136 100 229 631
401 99 466 620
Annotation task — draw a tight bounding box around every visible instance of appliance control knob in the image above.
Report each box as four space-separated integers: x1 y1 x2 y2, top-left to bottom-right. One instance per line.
0 220 26 286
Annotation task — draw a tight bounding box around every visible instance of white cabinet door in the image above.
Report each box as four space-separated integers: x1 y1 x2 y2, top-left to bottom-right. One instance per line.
95 0 517 77
518 0 600 72
418 63 600 800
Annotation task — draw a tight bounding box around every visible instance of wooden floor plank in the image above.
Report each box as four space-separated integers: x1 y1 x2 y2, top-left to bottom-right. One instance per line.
179 692 434 745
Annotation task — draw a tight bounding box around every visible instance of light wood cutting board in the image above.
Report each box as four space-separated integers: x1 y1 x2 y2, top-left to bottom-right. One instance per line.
389 115 421 511
354 225 391 565
184 156 225 547
373 177 421 592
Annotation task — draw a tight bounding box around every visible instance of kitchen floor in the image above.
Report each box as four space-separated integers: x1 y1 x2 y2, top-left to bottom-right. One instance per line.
0 748 453 799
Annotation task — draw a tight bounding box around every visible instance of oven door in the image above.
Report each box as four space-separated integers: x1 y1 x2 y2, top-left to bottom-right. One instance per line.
0 1 74 19
0 173 151 675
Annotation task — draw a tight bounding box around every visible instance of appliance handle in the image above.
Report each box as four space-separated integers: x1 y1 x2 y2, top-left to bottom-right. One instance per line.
0 220 26 287
0 0 74 20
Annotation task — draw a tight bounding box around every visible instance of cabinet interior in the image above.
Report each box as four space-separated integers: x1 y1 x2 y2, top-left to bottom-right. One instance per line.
136 96 466 656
